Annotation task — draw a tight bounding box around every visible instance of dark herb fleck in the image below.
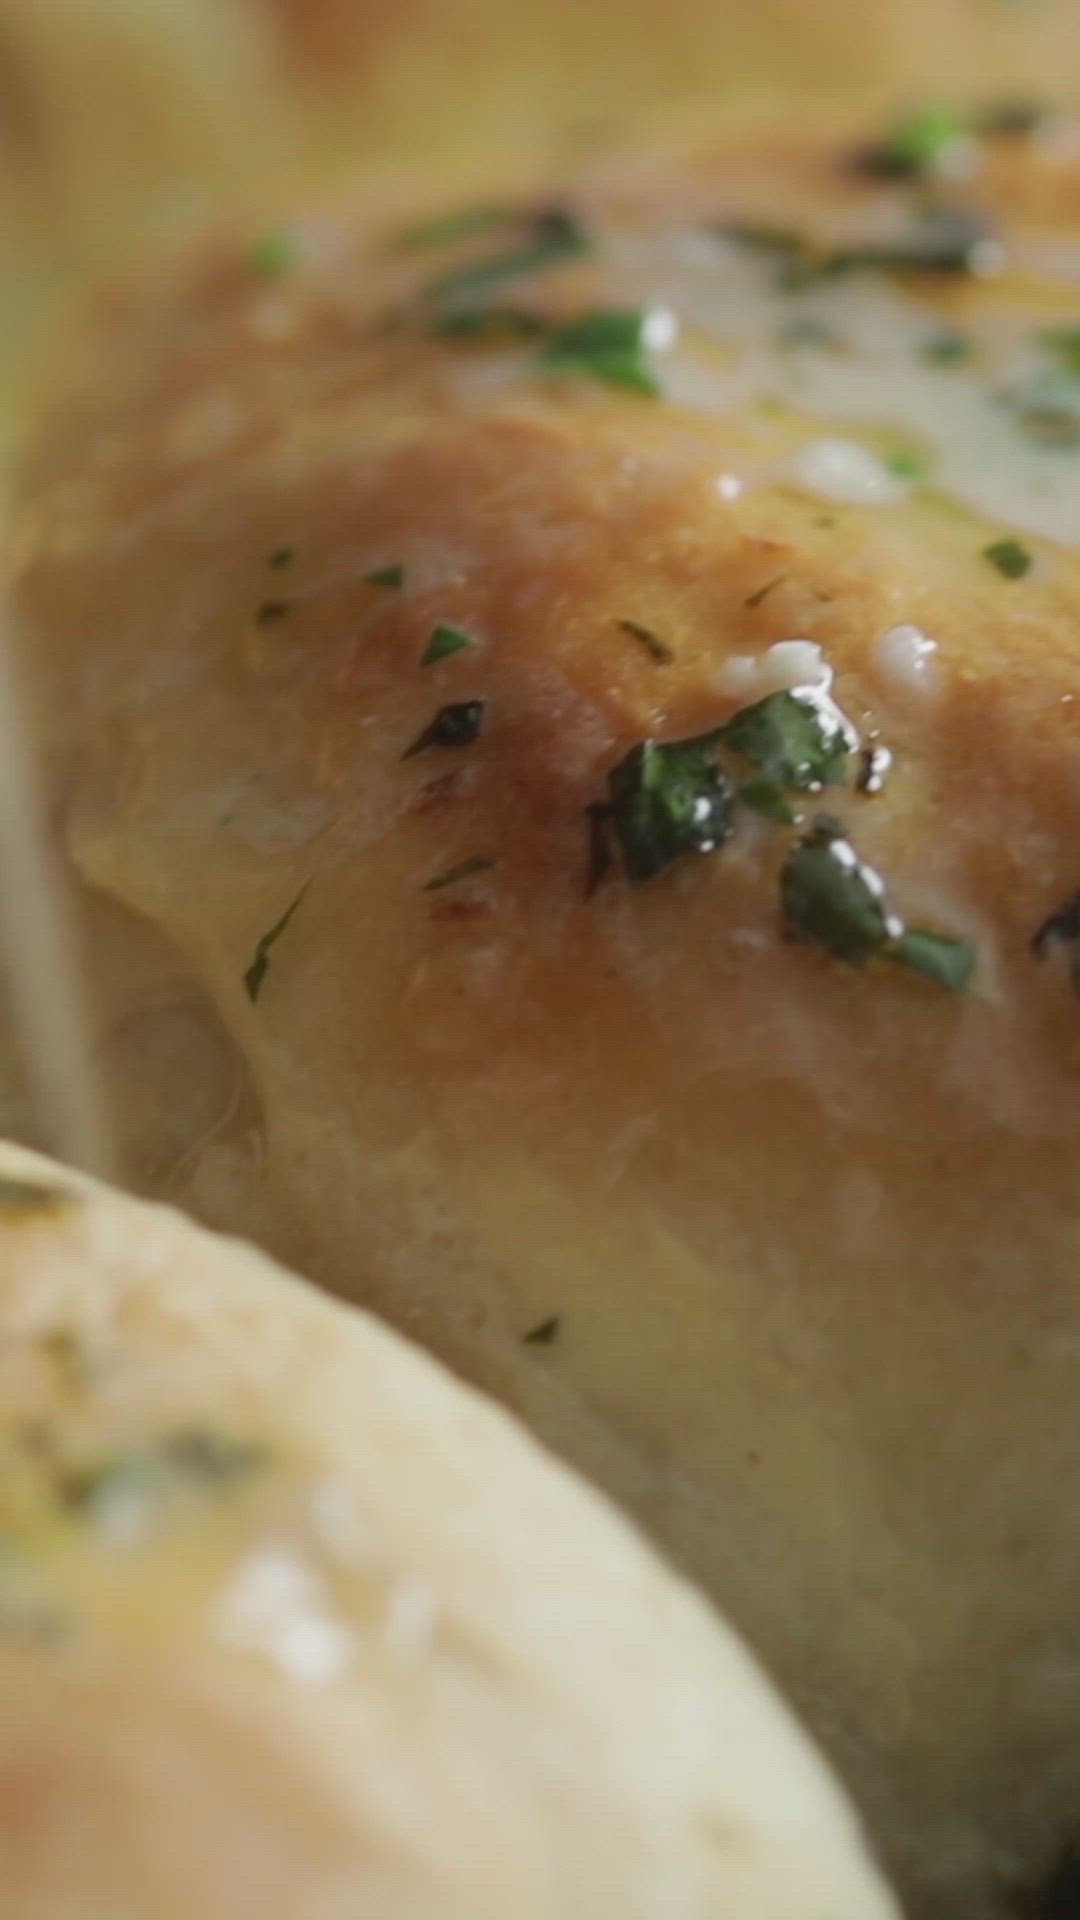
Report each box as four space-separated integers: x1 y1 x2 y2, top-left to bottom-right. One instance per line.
364 563 404 589
421 623 475 666
887 448 930 483
256 599 291 624
431 304 548 340
244 884 309 1003
785 208 1001 288
719 222 805 259
536 308 661 395
976 99 1045 136
984 537 1032 578
617 617 673 664
737 775 796 824
919 329 973 365
63 1428 267 1518
851 106 969 179
585 802 614 897
523 1315 561 1345
775 316 842 351
607 733 735 885
856 743 892 795
423 856 495 891
268 546 295 569
1033 890 1080 993
249 229 297 278
404 699 486 758
399 202 520 249
744 575 786 609
717 689 856 790
781 815 974 986
425 206 590 305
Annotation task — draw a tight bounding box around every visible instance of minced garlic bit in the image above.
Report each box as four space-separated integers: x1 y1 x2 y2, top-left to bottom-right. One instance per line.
874 623 940 695
790 437 910 507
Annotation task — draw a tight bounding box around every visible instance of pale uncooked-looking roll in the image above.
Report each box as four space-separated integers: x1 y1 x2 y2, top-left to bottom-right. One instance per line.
0 1139 894 1920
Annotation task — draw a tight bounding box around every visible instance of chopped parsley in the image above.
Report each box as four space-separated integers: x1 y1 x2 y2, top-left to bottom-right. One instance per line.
717 688 856 791
737 775 796 824
887 447 930 483
421 623 475 666
399 202 520 249
852 105 970 179
785 208 1001 288
744 575 786 609
248 228 297 278
63 1428 267 1519
364 563 404 589
431 304 547 340
268 546 295 569
919 329 973 365
423 855 494 891
607 733 735 885
536 308 662 395
617 618 673 664
403 699 486 758
425 205 590 306
244 884 309 1003
256 599 291 625
1032 889 1080 992
522 1315 561 1345
976 99 1045 136
780 815 974 987
983 537 1032 578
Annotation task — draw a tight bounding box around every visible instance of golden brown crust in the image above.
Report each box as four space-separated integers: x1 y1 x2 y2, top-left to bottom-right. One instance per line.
14 106 1080 1914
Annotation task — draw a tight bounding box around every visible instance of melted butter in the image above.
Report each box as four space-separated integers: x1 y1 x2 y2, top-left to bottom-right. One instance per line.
599 228 1080 548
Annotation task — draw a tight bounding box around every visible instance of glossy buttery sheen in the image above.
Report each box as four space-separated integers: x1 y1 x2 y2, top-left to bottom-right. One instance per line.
13 104 1080 1918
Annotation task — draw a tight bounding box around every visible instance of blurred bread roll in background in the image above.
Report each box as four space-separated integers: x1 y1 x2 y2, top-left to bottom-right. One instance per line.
0 1138 896 1919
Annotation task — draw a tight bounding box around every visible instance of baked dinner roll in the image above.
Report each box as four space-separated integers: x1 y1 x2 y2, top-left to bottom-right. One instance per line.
0 1136 896 1920
14 98 1080 1915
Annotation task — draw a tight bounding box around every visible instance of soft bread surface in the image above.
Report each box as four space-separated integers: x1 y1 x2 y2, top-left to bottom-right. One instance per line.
14 104 1080 1913
0 1138 895 1920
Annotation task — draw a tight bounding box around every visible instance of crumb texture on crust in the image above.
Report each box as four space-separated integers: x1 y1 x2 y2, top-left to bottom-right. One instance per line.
13 105 1080 1916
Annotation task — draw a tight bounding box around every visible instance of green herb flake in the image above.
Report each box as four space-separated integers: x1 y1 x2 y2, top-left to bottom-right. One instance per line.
244 884 309 1003
781 815 974 987
421 623 475 666
744 575 786 610
616 618 673 664
63 1428 267 1520
784 208 1001 289
256 599 291 625
248 229 298 279
718 689 856 790
364 563 404 589
426 205 590 306
268 546 295 569
1032 889 1080 993
403 699 486 759
536 308 661 395
983 537 1032 578
737 775 796 824
887 448 930 483
976 99 1045 136
607 733 735 885
719 222 806 260
423 856 495 892
853 106 970 179
887 928 976 990
399 202 520 249
523 1315 561 1345
919 329 973 365
431 304 547 341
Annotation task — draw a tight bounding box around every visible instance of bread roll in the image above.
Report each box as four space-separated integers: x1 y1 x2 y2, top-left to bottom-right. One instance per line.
13 102 1080 1913
0 1138 894 1919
